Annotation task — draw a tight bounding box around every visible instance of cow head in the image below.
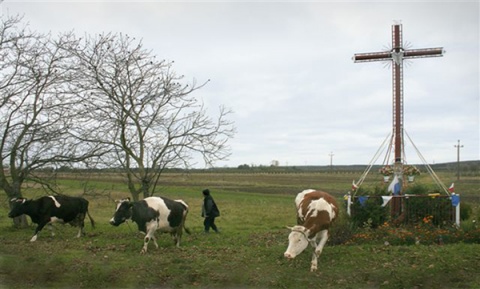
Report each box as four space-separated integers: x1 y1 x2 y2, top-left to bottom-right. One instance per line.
109 198 133 226
8 198 27 218
284 225 310 259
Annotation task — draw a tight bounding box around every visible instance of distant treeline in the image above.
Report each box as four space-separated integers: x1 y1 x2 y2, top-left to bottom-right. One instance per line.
39 160 480 174
213 160 480 174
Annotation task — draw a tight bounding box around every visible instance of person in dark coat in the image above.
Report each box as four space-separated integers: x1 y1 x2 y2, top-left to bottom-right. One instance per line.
201 189 220 233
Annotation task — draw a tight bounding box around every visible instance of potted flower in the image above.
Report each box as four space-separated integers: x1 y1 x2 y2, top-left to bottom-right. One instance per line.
403 165 420 182
379 165 393 182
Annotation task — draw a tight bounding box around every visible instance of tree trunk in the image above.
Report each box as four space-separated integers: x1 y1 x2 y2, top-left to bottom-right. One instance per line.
131 192 140 202
12 215 29 228
142 178 151 200
5 186 29 228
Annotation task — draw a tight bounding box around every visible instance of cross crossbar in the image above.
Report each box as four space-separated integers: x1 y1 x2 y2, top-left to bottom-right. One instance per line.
404 48 443 58
354 47 443 63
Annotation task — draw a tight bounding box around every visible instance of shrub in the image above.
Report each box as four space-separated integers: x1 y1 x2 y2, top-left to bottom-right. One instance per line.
329 210 357 245
349 184 461 228
403 184 457 226
345 183 480 246
349 186 389 228
460 202 472 221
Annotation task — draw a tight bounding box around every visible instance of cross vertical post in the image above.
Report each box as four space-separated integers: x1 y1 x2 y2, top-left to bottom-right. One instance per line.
392 24 403 165
353 22 443 220
353 22 443 184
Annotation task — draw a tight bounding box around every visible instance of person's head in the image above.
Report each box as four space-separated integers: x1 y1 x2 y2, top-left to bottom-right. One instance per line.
202 189 210 196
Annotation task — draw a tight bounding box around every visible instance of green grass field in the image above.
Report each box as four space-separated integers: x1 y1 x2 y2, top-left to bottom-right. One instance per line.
0 171 479 288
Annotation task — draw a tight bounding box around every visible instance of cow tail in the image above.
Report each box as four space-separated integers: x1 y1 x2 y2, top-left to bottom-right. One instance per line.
183 207 191 235
179 200 191 235
87 210 95 228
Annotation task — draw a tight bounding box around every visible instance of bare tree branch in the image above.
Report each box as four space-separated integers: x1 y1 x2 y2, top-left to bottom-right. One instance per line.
0 16 109 202
66 32 235 200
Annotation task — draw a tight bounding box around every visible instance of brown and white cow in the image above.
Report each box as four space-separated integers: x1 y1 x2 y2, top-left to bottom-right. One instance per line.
284 189 338 272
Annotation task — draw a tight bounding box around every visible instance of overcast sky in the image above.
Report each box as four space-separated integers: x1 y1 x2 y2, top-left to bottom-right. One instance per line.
2 1 479 168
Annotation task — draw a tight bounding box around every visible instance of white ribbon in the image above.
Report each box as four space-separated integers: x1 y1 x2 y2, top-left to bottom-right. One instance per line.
381 196 393 207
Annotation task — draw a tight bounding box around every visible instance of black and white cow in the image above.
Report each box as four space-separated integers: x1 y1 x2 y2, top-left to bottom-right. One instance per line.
8 195 95 242
109 196 190 254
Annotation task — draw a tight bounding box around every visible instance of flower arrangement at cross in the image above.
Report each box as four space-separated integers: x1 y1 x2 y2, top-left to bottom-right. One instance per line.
378 165 393 176
404 165 420 176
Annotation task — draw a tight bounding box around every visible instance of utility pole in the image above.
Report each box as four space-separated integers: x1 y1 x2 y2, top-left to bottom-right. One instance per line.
454 140 464 180
329 152 334 170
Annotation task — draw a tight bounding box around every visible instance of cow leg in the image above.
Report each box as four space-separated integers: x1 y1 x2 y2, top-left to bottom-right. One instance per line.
141 230 156 254
78 214 86 238
76 227 85 238
174 234 180 248
140 221 158 254
172 228 182 247
310 252 318 272
310 230 329 272
30 222 48 242
176 227 183 247
314 230 329 256
141 237 149 254
152 235 159 249
309 239 319 272
172 233 179 247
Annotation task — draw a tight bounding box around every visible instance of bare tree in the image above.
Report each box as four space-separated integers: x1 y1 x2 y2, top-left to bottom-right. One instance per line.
68 33 235 201
0 16 107 226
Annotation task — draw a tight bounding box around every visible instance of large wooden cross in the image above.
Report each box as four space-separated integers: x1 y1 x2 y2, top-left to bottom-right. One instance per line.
354 23 443 166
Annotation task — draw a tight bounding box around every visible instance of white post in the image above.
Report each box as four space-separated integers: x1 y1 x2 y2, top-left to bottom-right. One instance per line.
347 194 352 216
